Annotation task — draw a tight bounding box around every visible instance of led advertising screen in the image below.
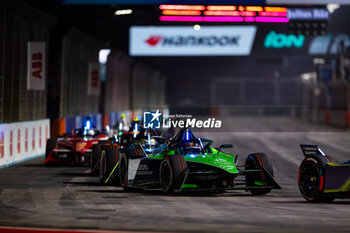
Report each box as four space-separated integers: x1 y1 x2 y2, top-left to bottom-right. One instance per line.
60 0 266 4
129 26 257 56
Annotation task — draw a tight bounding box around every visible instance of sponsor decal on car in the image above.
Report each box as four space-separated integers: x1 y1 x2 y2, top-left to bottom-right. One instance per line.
136 164 153 175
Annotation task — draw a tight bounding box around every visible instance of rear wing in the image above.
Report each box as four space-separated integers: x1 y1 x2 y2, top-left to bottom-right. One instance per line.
300 144 326 157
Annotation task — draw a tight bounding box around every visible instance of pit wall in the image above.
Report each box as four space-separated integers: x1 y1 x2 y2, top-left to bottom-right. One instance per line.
0 119 50 168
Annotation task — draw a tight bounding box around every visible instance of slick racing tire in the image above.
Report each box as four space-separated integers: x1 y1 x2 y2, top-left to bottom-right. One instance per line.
91 144 99 175
45 139 57 160
245 153 273 195
159 155 187 193
91 141 107 171
99 145 120 185
298 156 335 203
119 153 130 190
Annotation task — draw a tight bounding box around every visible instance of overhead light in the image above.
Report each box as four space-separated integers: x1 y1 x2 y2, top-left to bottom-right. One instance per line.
115 9 133 15
327 4 340 14
99 49 111 64
206 5 236 11
162 10 202 16
159 5 205 11
193 24 201 30
301 72 317 82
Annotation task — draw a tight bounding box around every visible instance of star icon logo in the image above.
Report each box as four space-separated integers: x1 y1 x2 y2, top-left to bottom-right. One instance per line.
150 110 162 122
143 110 162 129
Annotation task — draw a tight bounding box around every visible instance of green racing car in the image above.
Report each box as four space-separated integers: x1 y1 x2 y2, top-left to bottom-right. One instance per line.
104 128 281 194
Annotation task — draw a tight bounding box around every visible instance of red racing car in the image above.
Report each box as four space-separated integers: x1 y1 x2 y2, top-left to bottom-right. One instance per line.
45 124 109 165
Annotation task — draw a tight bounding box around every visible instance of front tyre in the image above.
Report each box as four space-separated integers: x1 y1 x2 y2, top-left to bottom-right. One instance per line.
119 153 129 190
45 139 57 159
159 155 187 193
245 153 273 195
298 156 335 202
99 150 107 183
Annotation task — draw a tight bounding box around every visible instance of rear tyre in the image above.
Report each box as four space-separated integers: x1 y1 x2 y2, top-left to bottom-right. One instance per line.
159 155 187 193
99 145 117 185
92 141 107 174
119 153 129 190
91 144 99 174
298 156 335 202
245 153 273 195
45 139 57 159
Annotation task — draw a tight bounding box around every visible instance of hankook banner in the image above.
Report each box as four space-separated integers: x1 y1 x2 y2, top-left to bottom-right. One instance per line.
129 26 257 56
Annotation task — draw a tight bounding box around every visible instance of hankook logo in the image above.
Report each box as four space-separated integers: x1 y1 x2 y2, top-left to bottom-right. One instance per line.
145 35 240 47
145 36 163 46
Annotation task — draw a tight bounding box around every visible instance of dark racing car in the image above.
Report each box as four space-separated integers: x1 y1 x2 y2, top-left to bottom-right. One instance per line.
45 121 109 165
101 128 281 194
298 144 350 202
95 125 167 184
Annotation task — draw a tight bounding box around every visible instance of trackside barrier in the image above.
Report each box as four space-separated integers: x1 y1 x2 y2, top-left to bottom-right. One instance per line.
102 114 109 129
0 119 50 168
329 81 349 127
330 110 347 127
0 124 6 167
301 80 350 128
108 111 132 127
52 113 124 138
51 110 144 139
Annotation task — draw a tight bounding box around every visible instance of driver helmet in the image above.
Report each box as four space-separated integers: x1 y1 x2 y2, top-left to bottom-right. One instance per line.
140 138 157 146
87 129 95 136
181 128 195 143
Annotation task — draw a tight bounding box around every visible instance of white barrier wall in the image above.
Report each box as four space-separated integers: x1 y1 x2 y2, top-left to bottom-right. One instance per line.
0 119 50 167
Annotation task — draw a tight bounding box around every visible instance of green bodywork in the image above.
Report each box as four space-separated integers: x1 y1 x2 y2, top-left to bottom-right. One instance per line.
118 135 281 192
148 147 239 174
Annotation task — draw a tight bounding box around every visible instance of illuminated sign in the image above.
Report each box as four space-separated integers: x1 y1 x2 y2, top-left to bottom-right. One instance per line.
159 5 289 23
129 26 257 56
287 8 329 21
309 34 350 55
61 0 267 4
264 31 305 49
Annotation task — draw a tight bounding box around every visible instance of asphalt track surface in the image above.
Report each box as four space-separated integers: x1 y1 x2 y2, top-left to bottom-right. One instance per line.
1 117 350 233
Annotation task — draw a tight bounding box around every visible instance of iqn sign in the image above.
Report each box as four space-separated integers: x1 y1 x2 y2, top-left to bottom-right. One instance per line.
27 42 46 90
264 31 305 49
129 26 257 56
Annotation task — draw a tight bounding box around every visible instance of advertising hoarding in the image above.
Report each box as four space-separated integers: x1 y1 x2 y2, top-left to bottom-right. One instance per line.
87 63 100 96
27 42 46 90
130 26 257 56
